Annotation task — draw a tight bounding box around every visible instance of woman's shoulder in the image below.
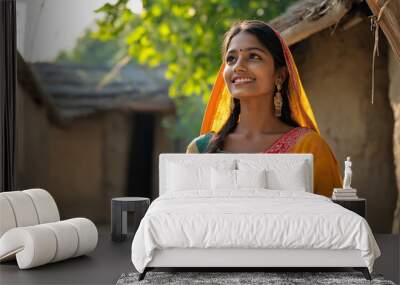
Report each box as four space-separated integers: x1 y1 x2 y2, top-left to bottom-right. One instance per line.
292 127 335 155
295 127 322 141
186 132 215 153
299 127 329 144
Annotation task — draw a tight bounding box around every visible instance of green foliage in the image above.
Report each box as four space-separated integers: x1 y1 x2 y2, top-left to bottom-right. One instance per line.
93 0 296 143
56 28 127 67
162 95 205 146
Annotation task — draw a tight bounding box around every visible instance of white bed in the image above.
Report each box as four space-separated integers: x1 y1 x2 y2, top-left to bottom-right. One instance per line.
131 154 380 280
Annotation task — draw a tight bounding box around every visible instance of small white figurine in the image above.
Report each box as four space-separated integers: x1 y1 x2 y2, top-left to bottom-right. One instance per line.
343 156 352 189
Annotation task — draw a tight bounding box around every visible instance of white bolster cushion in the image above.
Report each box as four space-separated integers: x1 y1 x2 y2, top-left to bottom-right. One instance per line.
0 191 39 227
42 221 79 262
23 189 60 223
64 218 98 257
0 225 57 269
0 218 98 269
0 196 17 237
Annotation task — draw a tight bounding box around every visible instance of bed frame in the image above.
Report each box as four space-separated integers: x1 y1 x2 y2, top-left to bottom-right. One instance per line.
139 248 371 280
138 154 372 281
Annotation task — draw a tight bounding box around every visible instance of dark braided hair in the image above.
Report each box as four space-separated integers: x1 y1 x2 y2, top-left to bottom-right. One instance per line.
207 20 299 153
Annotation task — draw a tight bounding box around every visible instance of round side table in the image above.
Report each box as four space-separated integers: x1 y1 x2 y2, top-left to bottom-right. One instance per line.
111 197 150 242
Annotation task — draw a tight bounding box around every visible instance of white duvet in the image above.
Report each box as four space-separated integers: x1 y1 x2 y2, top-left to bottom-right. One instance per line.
131 190 380 273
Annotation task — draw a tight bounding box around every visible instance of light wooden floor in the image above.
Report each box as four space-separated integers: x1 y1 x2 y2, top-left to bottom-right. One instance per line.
0 226 398 285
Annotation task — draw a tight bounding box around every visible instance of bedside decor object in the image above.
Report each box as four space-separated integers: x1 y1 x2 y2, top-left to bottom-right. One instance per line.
111 197 150 242
343 156 353 189
332 156 358 200
332 188 358 200
0 189 98 269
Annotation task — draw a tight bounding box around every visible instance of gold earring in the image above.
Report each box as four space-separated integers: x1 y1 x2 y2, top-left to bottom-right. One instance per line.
274 83 283 117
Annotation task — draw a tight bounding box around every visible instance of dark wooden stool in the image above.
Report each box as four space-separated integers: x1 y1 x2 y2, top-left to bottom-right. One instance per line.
332 198 366 218
111 197 150 242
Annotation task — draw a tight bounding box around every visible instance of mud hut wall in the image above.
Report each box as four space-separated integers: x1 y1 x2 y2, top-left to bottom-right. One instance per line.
46 116 105 223
152 113 174 200
388 47 400 234
102 111 133 223
292 21 397 233
15 83 50 192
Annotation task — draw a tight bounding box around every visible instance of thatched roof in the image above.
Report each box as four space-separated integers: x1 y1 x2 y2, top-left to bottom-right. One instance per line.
366 0 400 60
269 0 400 61
17 53 174 125
270 0 363 45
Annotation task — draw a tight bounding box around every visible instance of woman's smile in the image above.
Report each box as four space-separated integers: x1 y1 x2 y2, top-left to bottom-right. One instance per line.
232 77 256 86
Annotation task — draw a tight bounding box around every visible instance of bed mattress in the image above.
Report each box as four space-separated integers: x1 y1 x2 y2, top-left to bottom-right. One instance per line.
131 190 380 273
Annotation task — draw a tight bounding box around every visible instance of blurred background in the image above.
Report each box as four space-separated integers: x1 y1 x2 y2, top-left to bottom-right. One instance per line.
14 0 400 234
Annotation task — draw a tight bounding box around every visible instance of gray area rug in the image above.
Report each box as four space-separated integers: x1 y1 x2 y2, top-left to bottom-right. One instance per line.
116 271 396 285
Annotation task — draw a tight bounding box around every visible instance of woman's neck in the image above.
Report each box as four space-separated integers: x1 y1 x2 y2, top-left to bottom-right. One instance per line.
235 95 291 137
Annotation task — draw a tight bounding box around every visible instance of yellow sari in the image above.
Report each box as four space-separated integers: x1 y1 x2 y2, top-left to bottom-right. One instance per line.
187 25 342 197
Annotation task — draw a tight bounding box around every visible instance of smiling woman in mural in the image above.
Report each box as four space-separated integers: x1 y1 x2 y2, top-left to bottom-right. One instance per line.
186 20 342 197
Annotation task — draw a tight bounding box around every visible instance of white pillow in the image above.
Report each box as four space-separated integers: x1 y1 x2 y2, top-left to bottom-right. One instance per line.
211 168 236 190
236 169 267 189
167 162 208 191
167 160 235 191
266 167 307 191
238 159 308 191
211 168 267 190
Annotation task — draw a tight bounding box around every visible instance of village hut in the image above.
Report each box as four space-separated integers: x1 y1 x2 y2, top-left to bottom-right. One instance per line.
16 53 175 223
269 0 400 233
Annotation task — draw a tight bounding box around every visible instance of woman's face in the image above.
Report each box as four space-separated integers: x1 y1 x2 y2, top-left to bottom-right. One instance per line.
223 31 278 100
